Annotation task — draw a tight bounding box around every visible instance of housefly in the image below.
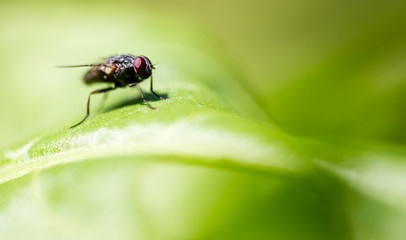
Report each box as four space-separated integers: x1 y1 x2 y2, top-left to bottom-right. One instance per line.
60 54 168 128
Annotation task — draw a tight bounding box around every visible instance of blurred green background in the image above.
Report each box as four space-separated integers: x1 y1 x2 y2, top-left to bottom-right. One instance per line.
1 0 406 239
2 0 405 148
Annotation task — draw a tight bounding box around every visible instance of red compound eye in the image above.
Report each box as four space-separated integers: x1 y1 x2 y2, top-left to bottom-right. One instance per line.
134 56 147 74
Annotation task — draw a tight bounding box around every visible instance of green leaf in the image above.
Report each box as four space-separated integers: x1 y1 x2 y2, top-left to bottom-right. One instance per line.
2 1 406 240
0 26 321 239
0 46 308 183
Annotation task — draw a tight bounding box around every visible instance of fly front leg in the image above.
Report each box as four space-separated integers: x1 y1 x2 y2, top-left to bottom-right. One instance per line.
150 74 169 100
70 86 115 129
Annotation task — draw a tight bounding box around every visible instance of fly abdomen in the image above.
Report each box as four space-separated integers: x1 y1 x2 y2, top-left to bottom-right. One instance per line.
84 66 116 84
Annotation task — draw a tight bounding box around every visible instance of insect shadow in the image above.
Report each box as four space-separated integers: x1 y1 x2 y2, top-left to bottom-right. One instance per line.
101 92 169 113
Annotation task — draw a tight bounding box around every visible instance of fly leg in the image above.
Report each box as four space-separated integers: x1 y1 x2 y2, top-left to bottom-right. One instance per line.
150 74 169 100
129 82 156 110
70 87 115 129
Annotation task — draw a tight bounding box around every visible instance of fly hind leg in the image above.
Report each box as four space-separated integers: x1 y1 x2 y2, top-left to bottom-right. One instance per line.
70 87 115 129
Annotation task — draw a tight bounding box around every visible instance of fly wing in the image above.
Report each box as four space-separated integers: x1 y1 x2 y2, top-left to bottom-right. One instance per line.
58 63 118 84
57 63 112 68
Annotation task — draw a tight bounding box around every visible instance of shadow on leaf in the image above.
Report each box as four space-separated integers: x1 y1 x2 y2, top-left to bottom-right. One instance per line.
102 92 169 113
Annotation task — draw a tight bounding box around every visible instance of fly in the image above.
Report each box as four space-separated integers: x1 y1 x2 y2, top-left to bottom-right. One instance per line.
59 54 169 128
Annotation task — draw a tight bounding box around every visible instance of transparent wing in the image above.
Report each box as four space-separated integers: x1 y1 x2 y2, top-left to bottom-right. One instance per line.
57 63 112 68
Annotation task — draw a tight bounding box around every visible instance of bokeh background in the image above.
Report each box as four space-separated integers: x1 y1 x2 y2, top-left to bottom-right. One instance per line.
1 0 406 239
2 0 405 149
